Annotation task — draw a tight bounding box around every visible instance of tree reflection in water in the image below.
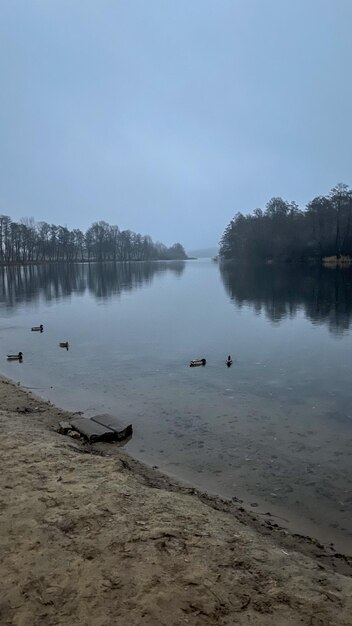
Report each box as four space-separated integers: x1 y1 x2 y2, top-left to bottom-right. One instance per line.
220 262 352 335
0 261 185 309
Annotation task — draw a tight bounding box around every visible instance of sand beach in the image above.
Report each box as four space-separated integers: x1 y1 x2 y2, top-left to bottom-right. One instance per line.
1 376 352 625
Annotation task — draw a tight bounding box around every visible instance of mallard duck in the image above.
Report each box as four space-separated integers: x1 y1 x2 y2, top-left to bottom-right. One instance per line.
31 325 43 332
59 341 69 350
7 352 23 360
226 355 233 367
190 358 206 367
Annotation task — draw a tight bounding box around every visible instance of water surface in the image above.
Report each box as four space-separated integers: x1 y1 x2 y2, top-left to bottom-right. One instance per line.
1 261 352 550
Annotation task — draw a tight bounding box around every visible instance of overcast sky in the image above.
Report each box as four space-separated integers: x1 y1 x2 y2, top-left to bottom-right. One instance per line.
1 1 351 250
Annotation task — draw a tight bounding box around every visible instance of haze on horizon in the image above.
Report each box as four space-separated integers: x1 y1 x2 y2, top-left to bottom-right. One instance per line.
1 0 351 251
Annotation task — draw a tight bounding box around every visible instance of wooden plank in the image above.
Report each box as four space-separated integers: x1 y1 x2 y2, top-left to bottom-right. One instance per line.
70 417 117 443
91 414 133 440
90 413 125 430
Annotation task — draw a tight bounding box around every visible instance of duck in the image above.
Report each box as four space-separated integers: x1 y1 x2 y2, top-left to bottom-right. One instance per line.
59 341 69 350
226 355 233 367
190 358 206 367
31 324 43 332
7 352 23 361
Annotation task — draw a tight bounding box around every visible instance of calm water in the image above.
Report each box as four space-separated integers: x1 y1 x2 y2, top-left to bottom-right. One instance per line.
1 261 352 550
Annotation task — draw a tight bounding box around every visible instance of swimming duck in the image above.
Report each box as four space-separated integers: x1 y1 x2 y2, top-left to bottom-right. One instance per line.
226 355 233 367
59 341 69 350
31 325 43 332
7 352 23 361
190 358 206 367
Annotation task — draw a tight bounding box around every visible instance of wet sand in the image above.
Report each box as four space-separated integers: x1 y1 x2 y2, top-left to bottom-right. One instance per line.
1 376 352 625
10 364 352 555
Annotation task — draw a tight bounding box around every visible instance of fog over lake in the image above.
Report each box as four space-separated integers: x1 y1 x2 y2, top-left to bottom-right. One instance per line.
1 260 352 550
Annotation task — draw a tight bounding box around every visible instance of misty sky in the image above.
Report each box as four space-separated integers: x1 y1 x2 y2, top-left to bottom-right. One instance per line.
1 1 352 250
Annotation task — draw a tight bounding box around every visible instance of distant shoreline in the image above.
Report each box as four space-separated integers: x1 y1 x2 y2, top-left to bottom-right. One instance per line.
2 256 352 268
0 258 191 267
219 256 352 268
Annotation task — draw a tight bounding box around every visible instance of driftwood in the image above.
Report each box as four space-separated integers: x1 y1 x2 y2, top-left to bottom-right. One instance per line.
63 414 133 443
90 414 133 441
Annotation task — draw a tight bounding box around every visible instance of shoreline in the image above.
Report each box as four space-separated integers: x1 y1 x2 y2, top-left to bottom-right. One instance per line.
17 375 352 557
1 377 352 624
6 370 352 556
0 258 189 267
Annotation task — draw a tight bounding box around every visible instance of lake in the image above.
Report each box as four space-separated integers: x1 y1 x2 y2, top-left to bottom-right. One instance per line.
1 260 352 551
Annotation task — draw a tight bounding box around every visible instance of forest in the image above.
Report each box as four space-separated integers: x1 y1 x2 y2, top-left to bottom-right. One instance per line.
219 184 352 263
0 217 187 264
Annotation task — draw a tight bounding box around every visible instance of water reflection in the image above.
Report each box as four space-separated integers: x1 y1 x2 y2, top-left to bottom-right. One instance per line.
0 261 185 309
220 263 352 334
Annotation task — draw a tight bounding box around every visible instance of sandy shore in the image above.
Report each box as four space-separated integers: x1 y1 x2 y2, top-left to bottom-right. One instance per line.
1 377 352 625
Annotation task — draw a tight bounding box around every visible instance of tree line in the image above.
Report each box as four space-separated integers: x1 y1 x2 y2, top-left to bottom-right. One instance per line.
0 216 187 264
219 184 352 263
